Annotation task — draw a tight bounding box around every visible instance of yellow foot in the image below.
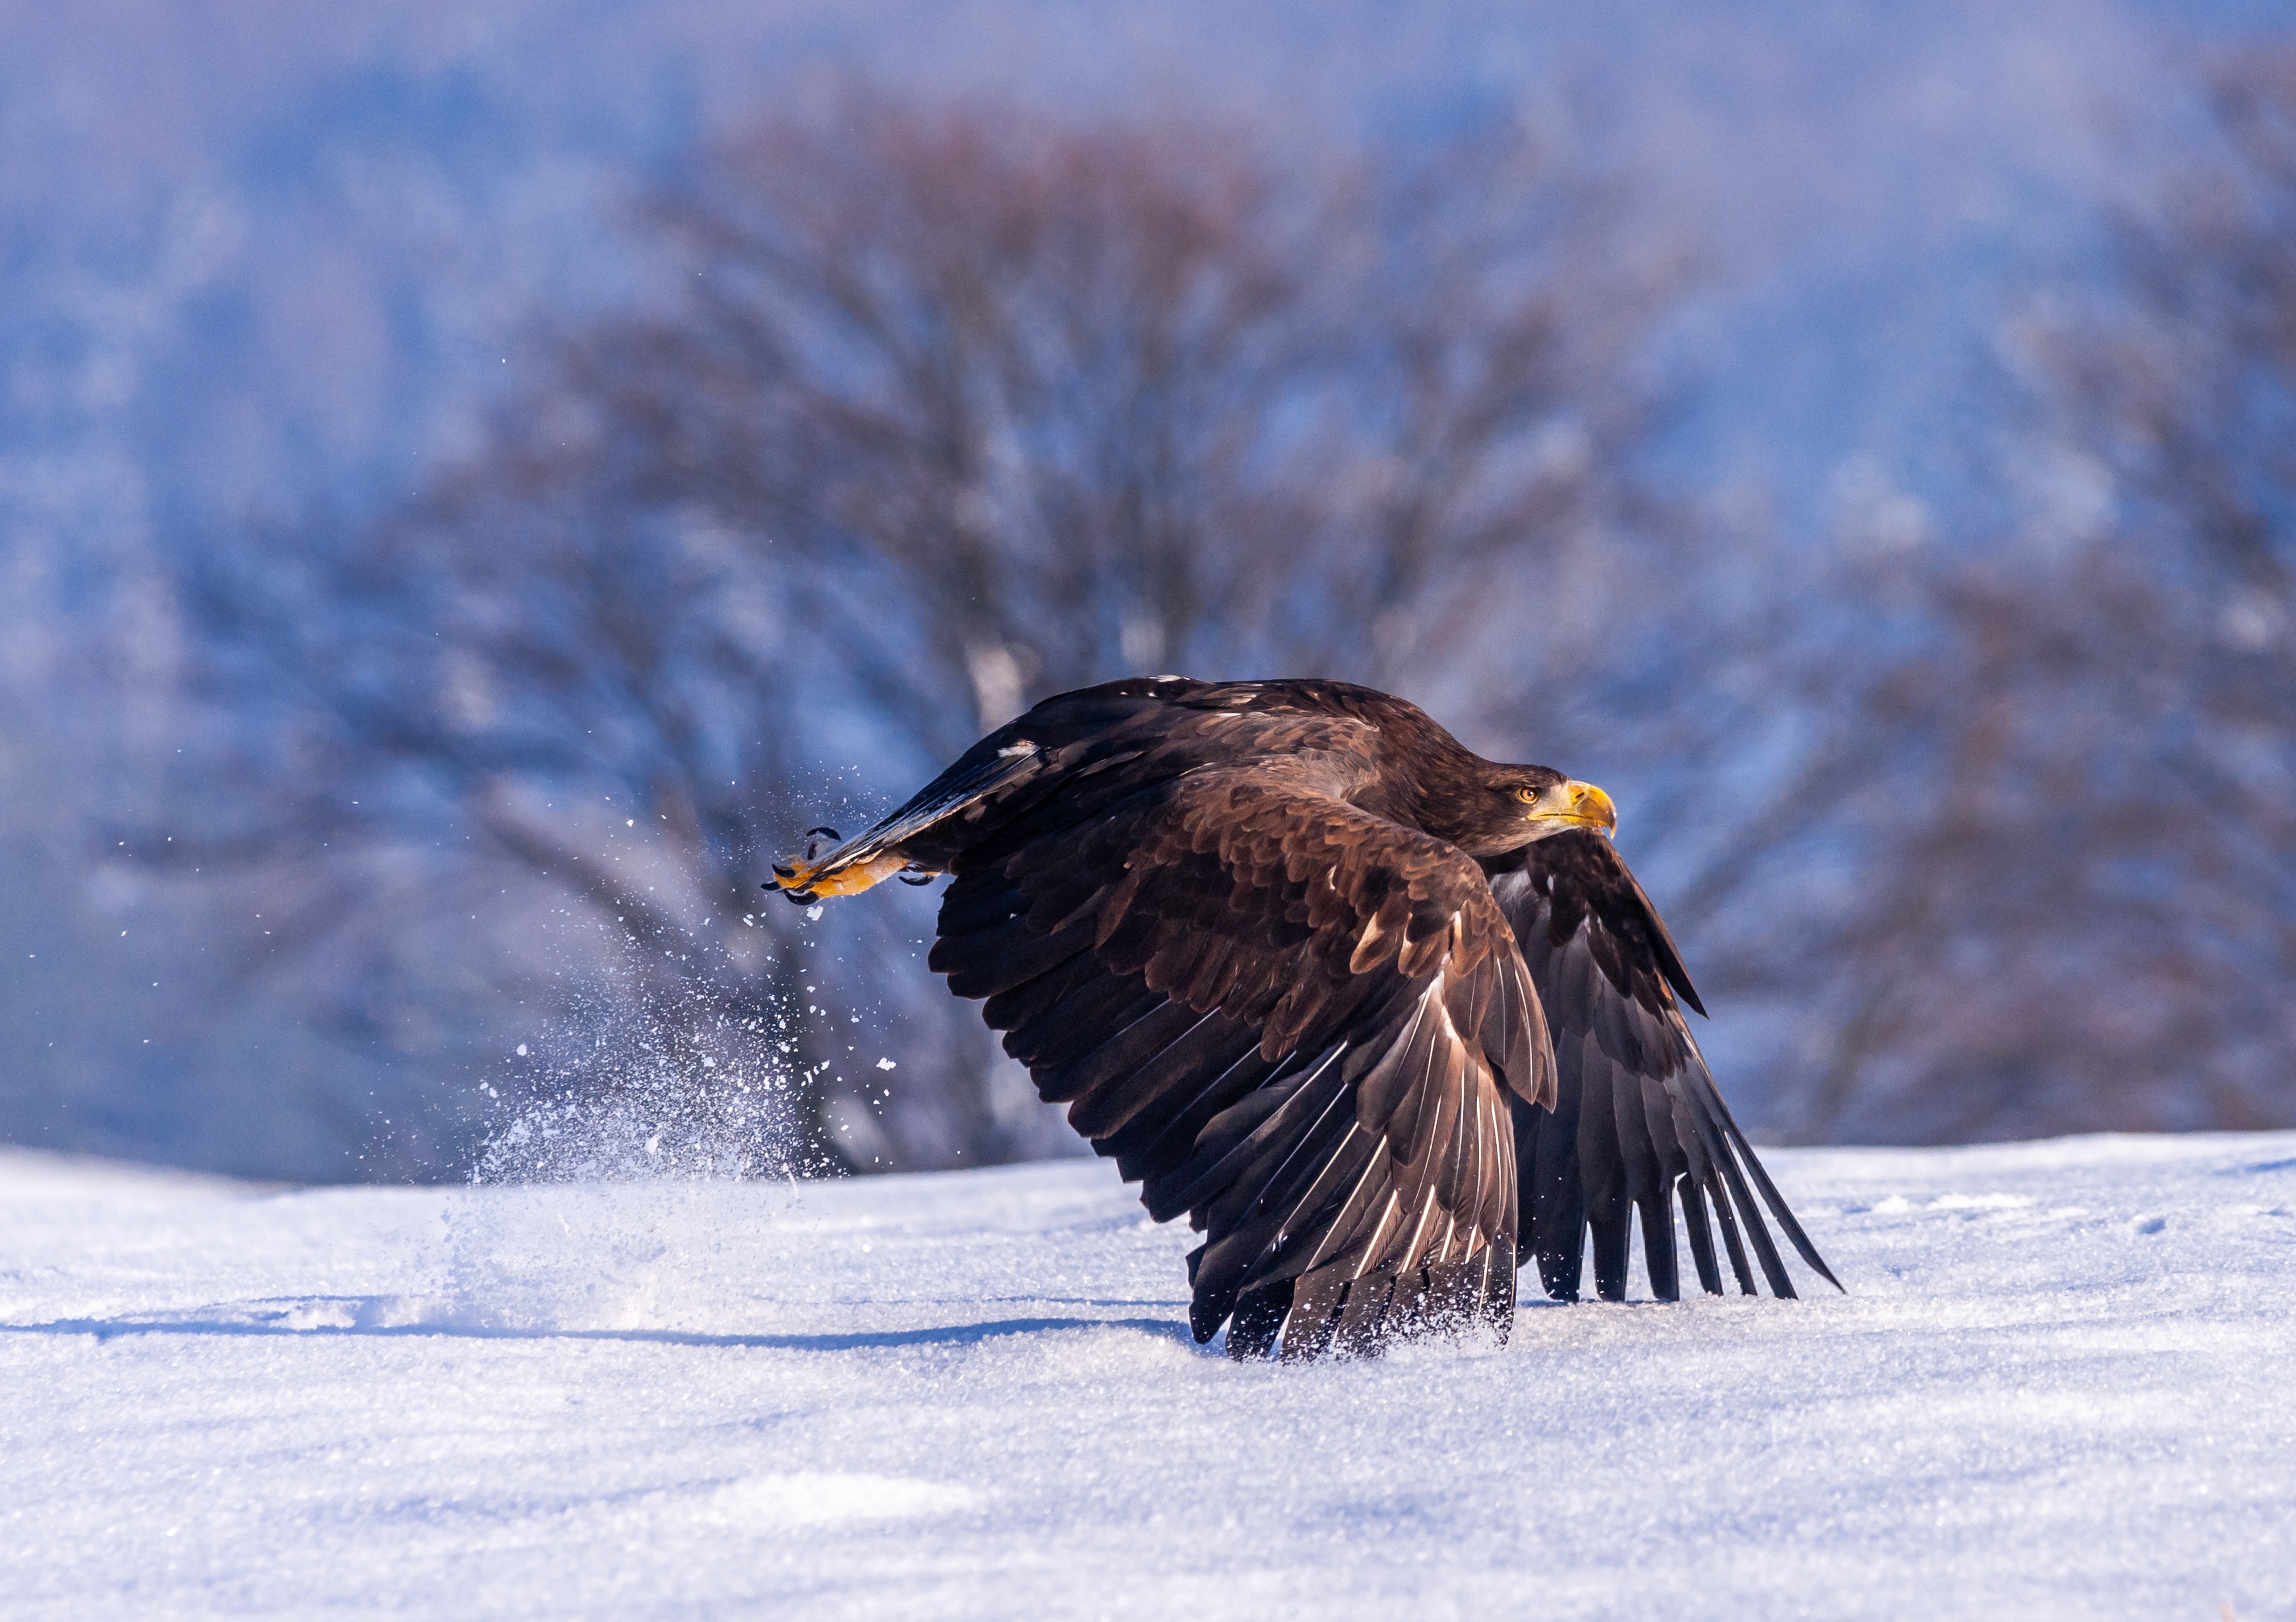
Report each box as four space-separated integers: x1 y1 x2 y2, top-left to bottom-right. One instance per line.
768 851 913 904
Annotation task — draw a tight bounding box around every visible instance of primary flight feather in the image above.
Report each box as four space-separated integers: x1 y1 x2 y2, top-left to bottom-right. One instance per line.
768 676 1836 1358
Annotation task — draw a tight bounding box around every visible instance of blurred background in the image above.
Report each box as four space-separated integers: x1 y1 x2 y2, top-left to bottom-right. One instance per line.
4 0 2292 1184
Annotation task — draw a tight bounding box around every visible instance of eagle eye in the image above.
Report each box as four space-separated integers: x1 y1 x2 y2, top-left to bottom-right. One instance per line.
1513 785 1540 804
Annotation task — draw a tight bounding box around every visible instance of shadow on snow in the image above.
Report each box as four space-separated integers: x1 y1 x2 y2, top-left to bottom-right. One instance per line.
1 1305 1195 1352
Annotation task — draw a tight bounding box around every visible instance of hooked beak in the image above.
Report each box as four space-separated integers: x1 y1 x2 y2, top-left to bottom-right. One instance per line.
1526 779 1617 839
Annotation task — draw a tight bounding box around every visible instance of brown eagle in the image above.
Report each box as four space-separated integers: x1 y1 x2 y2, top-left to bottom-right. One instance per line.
768 677 1836 1358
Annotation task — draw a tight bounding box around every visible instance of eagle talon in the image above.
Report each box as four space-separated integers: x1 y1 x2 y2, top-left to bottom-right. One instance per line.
766 847 913 902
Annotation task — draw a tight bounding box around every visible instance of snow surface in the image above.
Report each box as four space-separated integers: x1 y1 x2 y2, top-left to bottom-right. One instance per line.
4 1133 2294 1619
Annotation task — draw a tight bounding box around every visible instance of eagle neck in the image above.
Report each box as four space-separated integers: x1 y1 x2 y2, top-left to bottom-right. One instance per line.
1344 706 1490 843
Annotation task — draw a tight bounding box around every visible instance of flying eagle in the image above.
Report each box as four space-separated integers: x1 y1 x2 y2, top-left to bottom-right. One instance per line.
768 678 1836 1358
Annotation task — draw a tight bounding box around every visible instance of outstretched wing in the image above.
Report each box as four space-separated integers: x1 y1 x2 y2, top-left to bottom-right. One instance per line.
930 765 1553 1358
1485 831 1840 1303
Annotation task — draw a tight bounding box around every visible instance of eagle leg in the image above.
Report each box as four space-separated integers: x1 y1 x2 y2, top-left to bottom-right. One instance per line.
768 849 913 904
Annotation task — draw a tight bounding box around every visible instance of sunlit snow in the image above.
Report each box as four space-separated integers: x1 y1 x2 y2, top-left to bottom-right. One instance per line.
4 1133 2293 1618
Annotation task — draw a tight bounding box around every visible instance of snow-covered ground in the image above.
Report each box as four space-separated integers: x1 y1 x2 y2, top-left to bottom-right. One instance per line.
3 1133 2293 1620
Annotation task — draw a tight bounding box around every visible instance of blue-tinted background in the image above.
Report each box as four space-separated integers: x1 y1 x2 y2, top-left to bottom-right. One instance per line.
5 0 2291 1180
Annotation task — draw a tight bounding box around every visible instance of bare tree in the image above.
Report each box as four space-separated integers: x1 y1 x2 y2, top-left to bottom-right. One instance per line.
1685 48 2296 1143
181 90 1687 1177
585 94 1675 743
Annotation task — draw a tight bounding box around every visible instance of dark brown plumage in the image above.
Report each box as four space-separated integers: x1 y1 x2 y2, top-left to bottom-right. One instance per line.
769 676 1836 1358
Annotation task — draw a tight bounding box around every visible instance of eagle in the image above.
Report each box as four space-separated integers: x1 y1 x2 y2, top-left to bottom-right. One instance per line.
768 677 1836 1358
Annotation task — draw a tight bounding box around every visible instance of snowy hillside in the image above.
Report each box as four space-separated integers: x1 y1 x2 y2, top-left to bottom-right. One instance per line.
4 1134 2293 1619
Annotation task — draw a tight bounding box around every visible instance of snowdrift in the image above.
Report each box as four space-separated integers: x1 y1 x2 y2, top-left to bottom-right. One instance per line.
4 1133 2293 1618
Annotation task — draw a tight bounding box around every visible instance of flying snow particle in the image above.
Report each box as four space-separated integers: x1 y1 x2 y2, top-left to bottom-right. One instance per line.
876 1058 897 1071
516 1044 528 1057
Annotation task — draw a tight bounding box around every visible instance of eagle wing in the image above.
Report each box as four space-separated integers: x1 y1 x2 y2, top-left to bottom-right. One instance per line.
1486 830 1840 1302
928 761 1553 1358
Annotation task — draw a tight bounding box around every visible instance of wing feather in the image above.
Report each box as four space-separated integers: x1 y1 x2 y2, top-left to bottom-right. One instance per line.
1488 829 1840 1303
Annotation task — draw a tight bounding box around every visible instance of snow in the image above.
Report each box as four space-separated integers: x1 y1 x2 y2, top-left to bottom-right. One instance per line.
4 1133 2294 1619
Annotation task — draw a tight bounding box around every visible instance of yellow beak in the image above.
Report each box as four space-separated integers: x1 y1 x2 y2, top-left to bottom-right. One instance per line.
1528 779 1617 837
